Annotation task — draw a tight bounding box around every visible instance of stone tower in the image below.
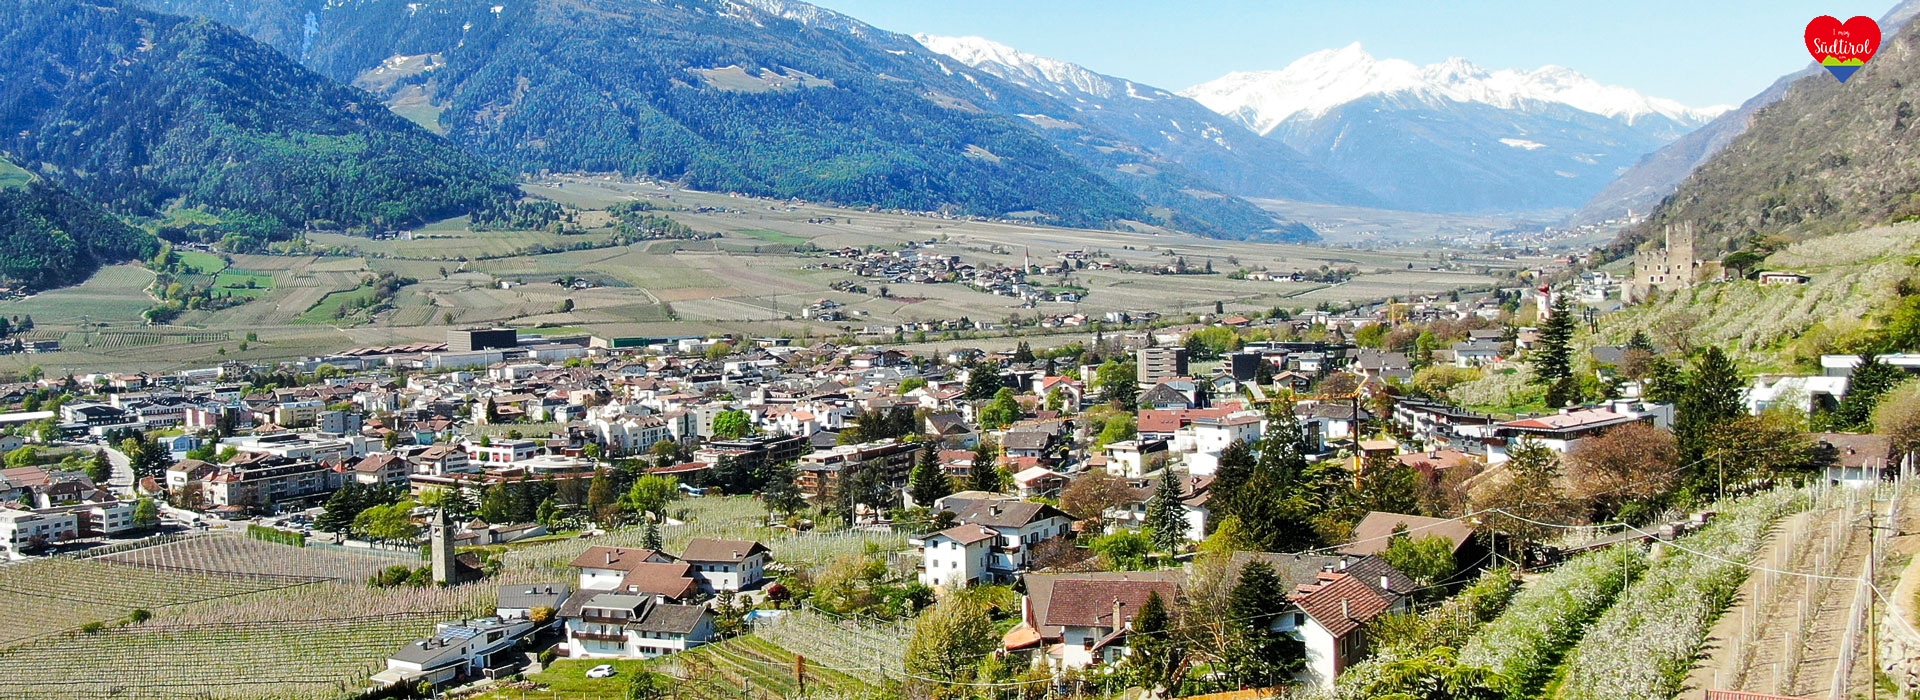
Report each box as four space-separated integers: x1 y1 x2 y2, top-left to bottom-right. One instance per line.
430 508 457 585
1626 222 1700 304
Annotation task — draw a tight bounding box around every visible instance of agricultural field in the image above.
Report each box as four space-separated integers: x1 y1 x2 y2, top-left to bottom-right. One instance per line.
0 613 451 700
95 534 406 582
0 535 513 699
0 549 318 646
0 159 31 189
0 176 1533 374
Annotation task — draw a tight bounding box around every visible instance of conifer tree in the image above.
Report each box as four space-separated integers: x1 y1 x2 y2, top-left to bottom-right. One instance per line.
908 443 952 507
1144 472 1189 553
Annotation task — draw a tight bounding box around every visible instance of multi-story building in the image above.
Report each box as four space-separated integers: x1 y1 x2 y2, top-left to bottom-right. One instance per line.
197 454 341 511
795 439 920 500
924 494 1075 582
466 439 541 466
318 410 363 436
273 400 325 428
1135 347 1189 386
0 507 78 558
448 327 518 353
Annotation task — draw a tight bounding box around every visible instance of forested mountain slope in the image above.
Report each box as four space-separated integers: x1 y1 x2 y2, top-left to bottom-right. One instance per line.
1614 6 1920 258
131 0 1317 240
0 159 159 291
1574 0 1920 227
0 0 519 248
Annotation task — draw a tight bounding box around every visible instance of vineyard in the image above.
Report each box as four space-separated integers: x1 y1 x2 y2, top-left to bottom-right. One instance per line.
0 613 452 700
1555 488 1803 700
754 609 913 683
657 634 891 699
96 533 391 582
59 330 230 350
0 556 309 646
0 534 518 699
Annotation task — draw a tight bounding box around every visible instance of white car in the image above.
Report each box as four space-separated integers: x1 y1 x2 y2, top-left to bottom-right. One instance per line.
586 665 617 679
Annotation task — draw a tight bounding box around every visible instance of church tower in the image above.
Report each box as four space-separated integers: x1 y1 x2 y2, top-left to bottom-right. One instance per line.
430 508 457 585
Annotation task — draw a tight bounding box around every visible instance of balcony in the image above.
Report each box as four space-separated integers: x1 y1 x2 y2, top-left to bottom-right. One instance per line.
571 630 628 643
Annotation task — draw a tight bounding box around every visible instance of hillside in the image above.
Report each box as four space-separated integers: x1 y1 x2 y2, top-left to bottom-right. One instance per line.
1600 222 1920 369
1614 7 1920 258
0 0 519 249
131 0 1314 240
1574 0 1920 227
0 159 159 291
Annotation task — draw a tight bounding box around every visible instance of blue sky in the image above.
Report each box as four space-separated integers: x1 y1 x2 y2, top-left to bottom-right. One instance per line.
810 0 1894 107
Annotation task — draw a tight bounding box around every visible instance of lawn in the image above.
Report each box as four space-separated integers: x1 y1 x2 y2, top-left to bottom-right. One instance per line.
177 250 229 275
296 284 376 325
500 658 656 697
213 269 276 298
0 160 31 189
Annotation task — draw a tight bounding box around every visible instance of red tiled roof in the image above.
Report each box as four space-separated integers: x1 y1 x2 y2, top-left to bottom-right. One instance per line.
1041 579 1178 629
568 546 675 570
618 561 701 600
1290 573 1391 638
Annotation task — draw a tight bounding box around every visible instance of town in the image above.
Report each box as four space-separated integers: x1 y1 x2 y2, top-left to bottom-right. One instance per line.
3 261 1916 700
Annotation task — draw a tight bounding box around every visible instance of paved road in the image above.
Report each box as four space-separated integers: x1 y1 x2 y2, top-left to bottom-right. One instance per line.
101 444 134 494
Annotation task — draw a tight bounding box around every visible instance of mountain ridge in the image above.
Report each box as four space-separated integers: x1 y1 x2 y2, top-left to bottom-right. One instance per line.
913 34 1380 208
0 0 520 250
1574 0 1920 227
131 0 1323 241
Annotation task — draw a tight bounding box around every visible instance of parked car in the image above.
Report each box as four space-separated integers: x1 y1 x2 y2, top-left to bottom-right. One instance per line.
587 665 616 679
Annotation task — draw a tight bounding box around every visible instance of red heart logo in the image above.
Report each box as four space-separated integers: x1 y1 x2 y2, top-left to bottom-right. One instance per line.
1805 15 1881 65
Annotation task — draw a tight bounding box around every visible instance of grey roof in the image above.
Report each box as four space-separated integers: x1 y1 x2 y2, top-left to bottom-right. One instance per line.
388 618 530 670
1001 431 1053 451
681 538 771 563
941 499 1072 528
497 583 571 611
627 601 711 635
1232 552 1414 600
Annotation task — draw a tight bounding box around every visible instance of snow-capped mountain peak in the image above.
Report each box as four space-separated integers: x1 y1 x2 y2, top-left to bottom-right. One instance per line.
914 34 1168 101
1181 43 1731 135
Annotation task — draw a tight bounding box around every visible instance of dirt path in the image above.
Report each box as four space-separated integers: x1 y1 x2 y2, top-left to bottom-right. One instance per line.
1681 487 1884 700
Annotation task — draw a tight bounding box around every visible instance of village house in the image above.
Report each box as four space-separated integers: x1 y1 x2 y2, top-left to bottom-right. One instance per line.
568 546 702 602
680 538 772 593
558 593 716 660
374 616 537 689
1006 571 1184 671
928 494 1076 580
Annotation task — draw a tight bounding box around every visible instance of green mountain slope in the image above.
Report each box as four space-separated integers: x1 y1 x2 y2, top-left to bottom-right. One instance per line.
1613 11 1920 258
132 0 1309 239
0 0 519 248
0 159 159 291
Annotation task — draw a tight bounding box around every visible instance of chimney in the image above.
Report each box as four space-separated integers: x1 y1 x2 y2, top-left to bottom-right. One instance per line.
1340 599 1351 619
1112 598 1125 631
605 551 613 565
1381 576 1392 593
